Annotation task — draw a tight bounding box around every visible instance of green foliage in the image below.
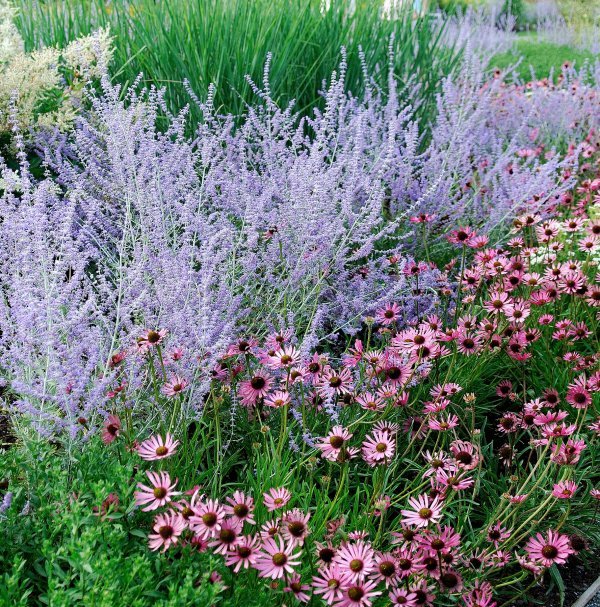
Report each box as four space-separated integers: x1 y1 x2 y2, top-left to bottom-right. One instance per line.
490 37 597 80
14 0 460 129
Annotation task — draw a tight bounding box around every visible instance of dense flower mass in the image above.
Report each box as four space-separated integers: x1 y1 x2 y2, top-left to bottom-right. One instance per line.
0 5 599 602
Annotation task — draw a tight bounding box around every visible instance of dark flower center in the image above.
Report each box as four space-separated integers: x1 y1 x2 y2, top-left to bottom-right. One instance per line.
329 376 342 388
387 367 401 380
349 559 364 572
348 587 364 601
376 442 388 453
431 538 445 550
202 512 217 526
155 445 169 456
440 572 459 588
330 436 345 449
542 545 558 559
379 561 396 577
147 331 160 343
319 547 335 563
219 528 236 544
238 546 252 558
233 503 249 517
456 452 473 465
418 508 433 519
272 552 288 567
251 376 266 390
153 487 167 499
287 521 305 537
159 525 173 539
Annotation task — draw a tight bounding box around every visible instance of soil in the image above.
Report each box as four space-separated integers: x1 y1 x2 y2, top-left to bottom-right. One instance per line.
512 554 599 607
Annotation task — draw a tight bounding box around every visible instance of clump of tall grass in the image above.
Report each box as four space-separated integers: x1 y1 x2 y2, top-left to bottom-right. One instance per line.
15 0 460 127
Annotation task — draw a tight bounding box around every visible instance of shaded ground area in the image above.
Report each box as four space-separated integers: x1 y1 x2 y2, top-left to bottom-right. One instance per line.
513 555 599 606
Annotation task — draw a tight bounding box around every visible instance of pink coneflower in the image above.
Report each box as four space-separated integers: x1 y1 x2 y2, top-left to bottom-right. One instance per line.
456 332 482 356
376 302 401 326
566 384 592 409
450 440 480 470
224 490 255 525
282 509 311 547
362 431 395 465
356 392 384 412
263 487 292 512
313 565 345 603
260 518 281 540
209 517 242 554
418 525 461 553
264 390 291 408
497 413 520 434
371 552 400 587
265 329 293 350
551 439 586 465
428 414 459 432
463 581 496 607
552 480 577 499
336 578 381 607
134 471 180 512
238 370 274 406
525 530 573 567
101 414 121 445
226 337 258 356
389 587 418 606
137 328 168 351
161 374 189 398
447 226 476 246
487 522 511 546
436 469 474 492
317 426 354 462
268 345 301 369
401 494 442 528
254 537 302 579
189 498 225 539
148 511 186 552
317 367 354 398
438 569 464 592
409 581 436 607
334 541 375 582
224 534 261 572
284 573 311 603
137 430 180 459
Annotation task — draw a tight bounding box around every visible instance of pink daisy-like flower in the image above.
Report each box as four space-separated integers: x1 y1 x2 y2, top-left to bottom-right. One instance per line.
189 498 226 539
281 508 311 547
375 302 401 326
487 522 511 546
334 541 375 582
224 534 262 572
148 511 186 552
134 471 180 512
254 537 302 579
317 426 354 462
263 487 292 512
389 587 418 606
260 518 281 540
362 431 395 465
137 433 180 460
101 414 121 445
224 490 255 525
371 552 400 587
525 529 574 567
336 578 381 607
313 565 345 604
137 328 168 351
450 440 480 470
317 366 354 398
161 374 189 398
268 345 301 369
438 569 464 592
238 370 274 406
552 480 577 499
284 573 311 603
401 494 443 528
566 384 592 409
209 517 243 555
264 390 291 408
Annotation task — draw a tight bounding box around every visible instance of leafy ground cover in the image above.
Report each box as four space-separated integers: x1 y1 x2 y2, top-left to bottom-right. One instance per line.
491 35 597 80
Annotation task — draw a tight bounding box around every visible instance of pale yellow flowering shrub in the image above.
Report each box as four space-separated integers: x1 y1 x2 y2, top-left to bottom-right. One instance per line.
0 1 112 139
